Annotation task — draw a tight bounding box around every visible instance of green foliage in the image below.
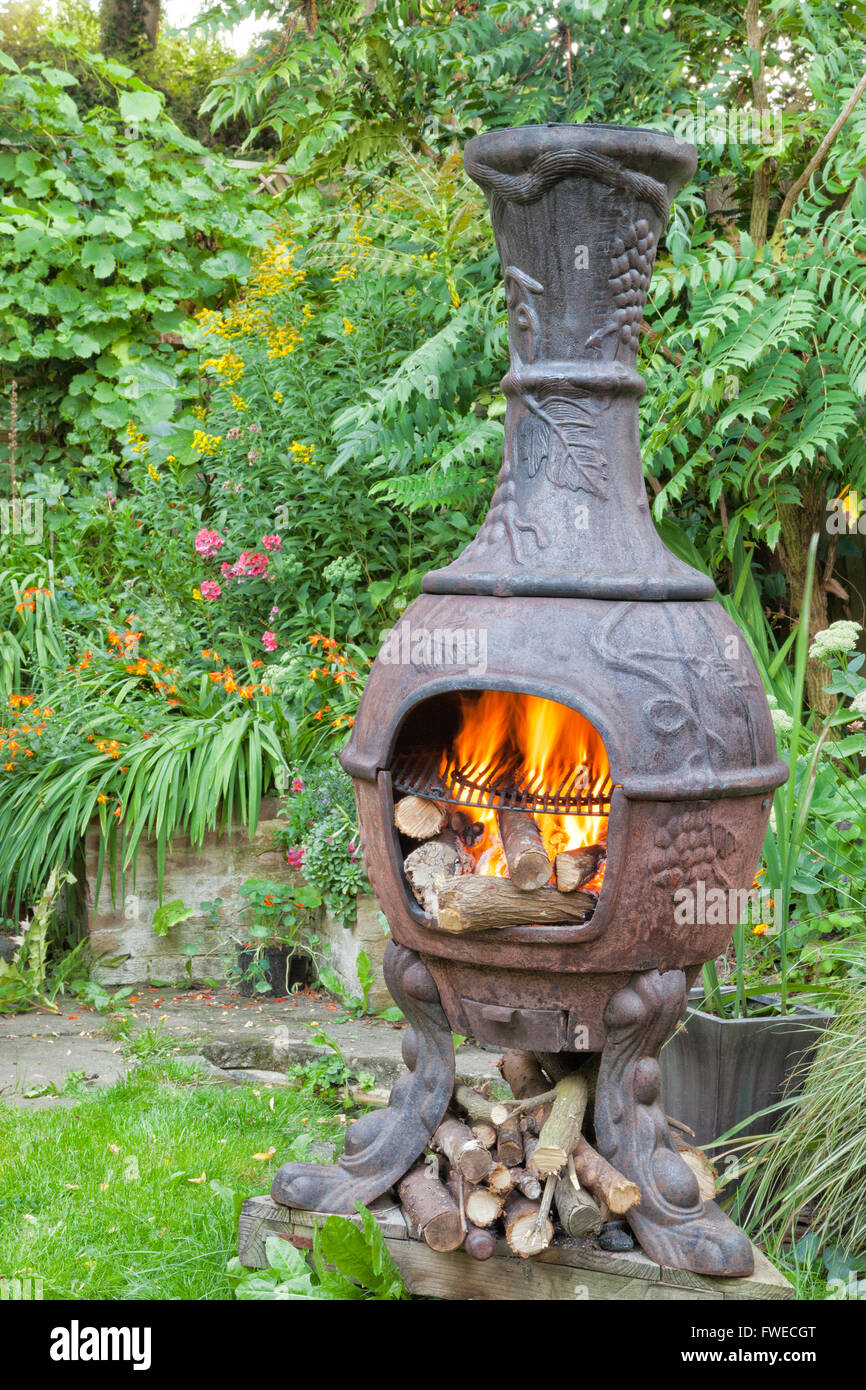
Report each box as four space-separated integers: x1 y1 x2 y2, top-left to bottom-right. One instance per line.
152 897 196 937
287 1024 374 1100
643 53 866 561
199 0 689 179
228 1204 406 1300
0 629 292 912
0 43 271 481
0 866 73 1012
280 765 369 923
1 0 247 138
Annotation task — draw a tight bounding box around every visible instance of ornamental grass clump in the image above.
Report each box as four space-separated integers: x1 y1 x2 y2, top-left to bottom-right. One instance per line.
740 987 866 1259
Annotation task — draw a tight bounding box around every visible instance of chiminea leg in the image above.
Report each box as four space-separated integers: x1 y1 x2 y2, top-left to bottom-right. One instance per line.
271 942 455 1214
594 968 754 1277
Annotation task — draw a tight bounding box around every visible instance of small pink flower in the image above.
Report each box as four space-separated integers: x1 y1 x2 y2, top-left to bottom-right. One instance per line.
291 777 305 793
262 534 282 552
248 423 262 434
200 581 221 601
226 427 243 441
269 606 279 619
195 528 224 558
247 450 262 464
261 630 278 652
285 846 305 869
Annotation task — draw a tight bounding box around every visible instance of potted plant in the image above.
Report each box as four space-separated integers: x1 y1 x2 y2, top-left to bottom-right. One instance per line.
234 877 322 998
662 540 864 1147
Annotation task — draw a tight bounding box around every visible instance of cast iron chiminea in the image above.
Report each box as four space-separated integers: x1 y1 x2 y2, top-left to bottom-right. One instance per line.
272 123 787 1277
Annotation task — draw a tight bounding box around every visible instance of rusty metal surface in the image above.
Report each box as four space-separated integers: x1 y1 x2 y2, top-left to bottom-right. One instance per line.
342 595 787 800
594 969 754 1276
300 125 788 1270
422 124 710 602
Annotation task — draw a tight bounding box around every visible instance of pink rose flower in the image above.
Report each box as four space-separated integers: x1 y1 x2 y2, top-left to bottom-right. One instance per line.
195 528 224 558
200 581 221 601
262 534 282 552
261 630 278 652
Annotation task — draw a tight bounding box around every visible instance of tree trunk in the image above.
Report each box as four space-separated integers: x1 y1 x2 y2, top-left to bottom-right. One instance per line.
746 0 773 249
777 485 835 715
100 0 160 59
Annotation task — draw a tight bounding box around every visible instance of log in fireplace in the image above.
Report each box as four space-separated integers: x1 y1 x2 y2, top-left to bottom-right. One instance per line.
271 122 787 1277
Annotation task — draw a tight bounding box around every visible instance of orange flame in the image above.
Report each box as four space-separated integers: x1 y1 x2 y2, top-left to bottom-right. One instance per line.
445 691 609 883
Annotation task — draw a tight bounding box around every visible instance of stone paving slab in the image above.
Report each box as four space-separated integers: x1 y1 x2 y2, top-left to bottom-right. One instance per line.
0 984 502 1107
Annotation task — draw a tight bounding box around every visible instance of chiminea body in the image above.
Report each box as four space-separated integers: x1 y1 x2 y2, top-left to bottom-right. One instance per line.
273 124 787 1278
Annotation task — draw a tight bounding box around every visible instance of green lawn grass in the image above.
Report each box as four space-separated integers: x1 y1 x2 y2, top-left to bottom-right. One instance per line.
0 1059 347 1300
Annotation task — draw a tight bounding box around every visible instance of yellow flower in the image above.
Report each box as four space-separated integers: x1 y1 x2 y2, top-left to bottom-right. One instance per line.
231 393 248 411
165 455 177 464
273 391 283 403
192 430 222 456
753 923 770 936
342 318 355 335
148 464 159 480
192 588 203 601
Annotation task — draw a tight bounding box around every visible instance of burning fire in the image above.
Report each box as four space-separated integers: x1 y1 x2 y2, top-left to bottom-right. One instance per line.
444 690 610 887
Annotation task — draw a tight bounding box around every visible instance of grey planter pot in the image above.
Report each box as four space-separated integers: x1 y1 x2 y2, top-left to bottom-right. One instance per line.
659 991 835 1149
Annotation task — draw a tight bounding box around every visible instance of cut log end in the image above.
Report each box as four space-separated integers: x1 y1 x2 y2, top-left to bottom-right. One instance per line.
395 795 448 840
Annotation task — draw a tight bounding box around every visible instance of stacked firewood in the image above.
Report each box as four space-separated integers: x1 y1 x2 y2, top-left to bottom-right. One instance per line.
394 1050 715 1260
396 794 606 928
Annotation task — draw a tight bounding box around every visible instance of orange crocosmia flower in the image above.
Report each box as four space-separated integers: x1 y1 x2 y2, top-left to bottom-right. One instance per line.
168 684 177 694
223 679 238 694
250 659 263 668
238 685 255 699
313 711 323 721
346 717 355 727
3 761 13 771
108 632 122 647
113 807 122 818
260 685 272 695
333 673 345 685
96 793 109 804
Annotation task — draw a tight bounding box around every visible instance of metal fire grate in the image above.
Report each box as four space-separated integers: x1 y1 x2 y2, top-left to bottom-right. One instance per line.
390 746 613 816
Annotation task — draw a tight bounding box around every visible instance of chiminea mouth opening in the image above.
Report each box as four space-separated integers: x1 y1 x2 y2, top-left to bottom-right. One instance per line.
390 688 614 930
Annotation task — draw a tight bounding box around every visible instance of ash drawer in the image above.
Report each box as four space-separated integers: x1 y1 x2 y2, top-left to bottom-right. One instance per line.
461 997 567 1050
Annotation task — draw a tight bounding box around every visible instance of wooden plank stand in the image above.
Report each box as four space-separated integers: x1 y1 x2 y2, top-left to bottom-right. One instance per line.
238 1195 794 1301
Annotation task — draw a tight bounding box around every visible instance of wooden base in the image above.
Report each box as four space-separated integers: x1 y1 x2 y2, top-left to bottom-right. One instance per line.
238 1195 794 1302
